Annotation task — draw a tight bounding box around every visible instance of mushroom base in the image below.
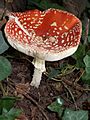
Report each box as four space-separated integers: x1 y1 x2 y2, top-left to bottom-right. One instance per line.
31 58 46 88
30 68 43 88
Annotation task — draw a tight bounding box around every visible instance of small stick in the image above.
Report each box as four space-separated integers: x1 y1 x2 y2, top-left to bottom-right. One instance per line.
44 72 78 109
8 78 49 120
61 81 78 110
23 94 49 120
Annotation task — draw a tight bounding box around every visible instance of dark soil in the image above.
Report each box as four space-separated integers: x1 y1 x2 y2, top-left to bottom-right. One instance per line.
4 48 90 120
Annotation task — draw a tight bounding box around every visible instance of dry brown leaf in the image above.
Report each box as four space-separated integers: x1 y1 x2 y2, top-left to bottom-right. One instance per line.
15 82 30 95
15 113 28 120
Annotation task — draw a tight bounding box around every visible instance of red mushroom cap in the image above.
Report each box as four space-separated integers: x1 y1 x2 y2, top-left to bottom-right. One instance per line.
5 8 82 61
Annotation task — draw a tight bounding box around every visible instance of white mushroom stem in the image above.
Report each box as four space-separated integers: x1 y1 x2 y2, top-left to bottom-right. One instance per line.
30 57 46 88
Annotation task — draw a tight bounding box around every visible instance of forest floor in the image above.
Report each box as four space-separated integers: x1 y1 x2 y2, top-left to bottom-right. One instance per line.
3 48 89 120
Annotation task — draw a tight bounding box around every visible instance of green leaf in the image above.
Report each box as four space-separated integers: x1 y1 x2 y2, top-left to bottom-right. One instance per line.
0 56 12 81
83 55 90 67
82 23 86 36
0 31 9 54
27 0 44 10
62 108 88 120
85 67 90 74
7 108 22 118
0 108 22 120
48 68 60 79
75 60 85 69
72 44 86 68
73 44 86 60
48 98 89 119
47 98 64 117
88 35 90 43
82 72 90 84
0 97 17 114
27 0 65 10
0 115 8 120
50 3 65 10
40 1 65 10
86 50 90 56
81 55 90 84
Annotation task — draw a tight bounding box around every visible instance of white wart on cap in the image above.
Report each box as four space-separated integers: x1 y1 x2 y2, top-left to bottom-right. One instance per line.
5 8 82 88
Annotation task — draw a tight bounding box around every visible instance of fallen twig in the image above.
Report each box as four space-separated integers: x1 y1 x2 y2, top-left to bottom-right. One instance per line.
8 78 49 120
61 81 78 110
23 93 49 120
44 72 84 92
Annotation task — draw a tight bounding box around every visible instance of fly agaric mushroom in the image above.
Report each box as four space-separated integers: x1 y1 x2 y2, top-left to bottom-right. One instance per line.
4 8 82 88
